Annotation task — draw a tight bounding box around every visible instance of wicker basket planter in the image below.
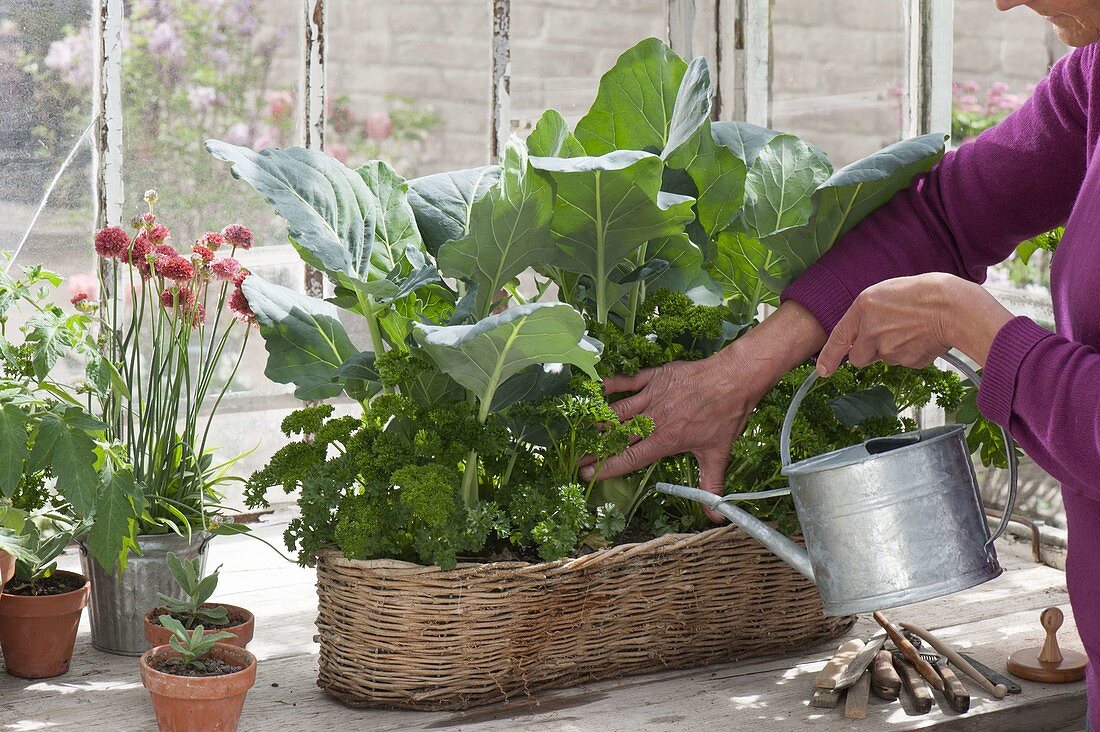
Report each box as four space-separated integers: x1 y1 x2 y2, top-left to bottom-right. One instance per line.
315 523 854 710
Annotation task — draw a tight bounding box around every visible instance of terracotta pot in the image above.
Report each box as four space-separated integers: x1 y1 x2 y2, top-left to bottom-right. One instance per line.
0 570 90 679
140 643 257 732
144 604 255 649
0 551 14 590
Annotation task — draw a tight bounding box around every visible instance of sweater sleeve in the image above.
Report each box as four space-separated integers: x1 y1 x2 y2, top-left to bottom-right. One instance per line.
977 316 1100 496
782 45 1094 332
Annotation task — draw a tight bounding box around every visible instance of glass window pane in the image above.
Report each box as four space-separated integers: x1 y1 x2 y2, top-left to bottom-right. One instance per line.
771 0 906 167
0 0 96 283
327 0 487 175
510 1 669 131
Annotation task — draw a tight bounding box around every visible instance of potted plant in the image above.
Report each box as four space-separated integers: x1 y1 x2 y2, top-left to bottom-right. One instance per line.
140 616 257 732
208 38 981 709
0 514 90 679
144 553 254 649
75 191 257 655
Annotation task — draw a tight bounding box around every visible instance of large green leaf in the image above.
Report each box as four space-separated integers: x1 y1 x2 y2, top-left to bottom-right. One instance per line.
407 165 501 255
85 467 141 574
707 229 782 323
575 37 688 155
438 138 556 318
242 275 362 401
829 386 899 428
29 408 100 515
527 110 585 158
413 303 601 415
0 403 29 498
760 133 947 284
205 141 412 291
712 121 784 164
529 151 695 323
741 134 832 237
24 310 79 381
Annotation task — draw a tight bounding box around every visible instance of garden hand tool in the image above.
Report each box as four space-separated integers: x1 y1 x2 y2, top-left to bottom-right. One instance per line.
873 611 944 691
899 621 1008 698
871 650 902 701
893 653 934 714
1007 606 1088 683
922 652 970 713
657 352 1019 616
958 653 1022 694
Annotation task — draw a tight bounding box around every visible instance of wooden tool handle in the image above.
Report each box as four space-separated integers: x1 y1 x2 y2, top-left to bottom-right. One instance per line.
871 650 901 701
938 664 971 713
893 655 933 714
899 621 1008 699
873 612 944 692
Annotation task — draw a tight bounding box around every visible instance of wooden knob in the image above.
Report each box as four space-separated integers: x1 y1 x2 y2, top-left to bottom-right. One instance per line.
1039 607 1064 664
1007 606 1087 684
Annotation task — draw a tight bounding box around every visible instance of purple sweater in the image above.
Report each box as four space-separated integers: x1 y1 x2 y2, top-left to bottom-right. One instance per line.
784 44 1100 723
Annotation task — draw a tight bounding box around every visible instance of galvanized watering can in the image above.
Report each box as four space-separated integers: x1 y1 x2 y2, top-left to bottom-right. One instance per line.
658 353 1018 616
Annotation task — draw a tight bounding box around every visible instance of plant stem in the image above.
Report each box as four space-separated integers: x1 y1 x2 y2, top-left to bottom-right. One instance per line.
624 244 648 335
594 171 608 324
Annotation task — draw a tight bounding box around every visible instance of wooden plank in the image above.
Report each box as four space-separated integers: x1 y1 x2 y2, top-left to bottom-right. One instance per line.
667 0 696 58
843 670 871 719
813 638 865 688
489 0 511 163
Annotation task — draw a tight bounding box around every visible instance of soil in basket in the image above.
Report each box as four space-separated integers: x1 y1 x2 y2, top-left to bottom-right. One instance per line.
3 574 85 596
153 657 243 677
151 606 244 629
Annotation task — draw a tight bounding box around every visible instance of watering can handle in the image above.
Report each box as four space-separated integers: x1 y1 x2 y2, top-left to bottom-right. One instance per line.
779 352 1019 551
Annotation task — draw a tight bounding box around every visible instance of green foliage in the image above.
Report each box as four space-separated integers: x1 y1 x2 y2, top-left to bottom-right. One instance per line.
6 514 85 592
158 615 235 668
157 553 229 630
226 37 956 569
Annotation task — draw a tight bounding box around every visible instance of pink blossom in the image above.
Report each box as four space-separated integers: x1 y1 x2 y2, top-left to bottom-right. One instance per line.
364 111 394 141
198 231 226 251
989 81 1010 95
232 268 251 287
160 286 196 310
229 286 255 321
222 224 254 250
251 125 279 150
129 233 154 265
211 257 243 281
158 256 195 282
68 273 99 302
192 244 215 262
153 243 178 257
963 81 980 93
328 143 350 164
148 223 171 245
95 227 131 259
266 90 294 120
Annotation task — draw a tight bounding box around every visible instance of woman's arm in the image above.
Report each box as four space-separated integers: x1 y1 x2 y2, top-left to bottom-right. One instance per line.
783 45 1094 333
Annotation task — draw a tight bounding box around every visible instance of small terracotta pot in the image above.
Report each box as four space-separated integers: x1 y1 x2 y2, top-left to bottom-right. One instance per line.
144 604 255 649
140 643 257 732
0 570 90 678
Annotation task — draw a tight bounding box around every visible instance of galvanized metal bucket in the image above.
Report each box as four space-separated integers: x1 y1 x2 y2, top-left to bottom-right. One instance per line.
78 532 211 655
658 352 1019 617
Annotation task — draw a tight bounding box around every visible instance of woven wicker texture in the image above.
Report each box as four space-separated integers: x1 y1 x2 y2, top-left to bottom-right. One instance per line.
315 523 854 710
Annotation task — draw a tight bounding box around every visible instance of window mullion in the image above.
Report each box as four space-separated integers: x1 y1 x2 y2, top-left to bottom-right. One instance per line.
667 0 696 59
906 0 954 137
490 0 511 164
93 0 125 237
302 0 327 298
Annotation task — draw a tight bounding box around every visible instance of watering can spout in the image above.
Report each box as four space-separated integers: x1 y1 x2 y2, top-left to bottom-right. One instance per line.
656 483 816 584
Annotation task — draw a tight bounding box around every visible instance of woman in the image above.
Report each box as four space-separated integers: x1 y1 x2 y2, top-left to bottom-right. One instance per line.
581 1 1100 727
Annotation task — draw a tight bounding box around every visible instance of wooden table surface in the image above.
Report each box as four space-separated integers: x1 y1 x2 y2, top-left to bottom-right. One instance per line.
0 508 1086 731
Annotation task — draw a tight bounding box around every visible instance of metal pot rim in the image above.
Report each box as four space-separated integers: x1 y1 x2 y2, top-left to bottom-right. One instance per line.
781 424 966 479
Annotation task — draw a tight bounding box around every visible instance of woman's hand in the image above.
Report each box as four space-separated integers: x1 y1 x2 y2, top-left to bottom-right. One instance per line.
580 301 828 519
816 273 1014 375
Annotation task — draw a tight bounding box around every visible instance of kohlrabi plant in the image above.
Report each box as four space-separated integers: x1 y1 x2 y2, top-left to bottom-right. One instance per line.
211 37 963 567
156 552 230 630
157 615 235 669
5 513 86 595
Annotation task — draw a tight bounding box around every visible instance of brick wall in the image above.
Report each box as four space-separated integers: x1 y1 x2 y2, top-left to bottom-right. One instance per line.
269 0 1067 173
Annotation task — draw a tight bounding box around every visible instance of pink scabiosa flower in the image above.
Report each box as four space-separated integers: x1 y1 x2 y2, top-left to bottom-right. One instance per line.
94 226 131 259
70 292 97 313
211 257 242 281
232 267 251 287
159 286 196 310
222 224 253 250
198 231 225 251
192 244 215 262
229 286 255 322
148 223 171 245
129 233 153 264
153 243 178 257
142 212 157 226
158 256 195 282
